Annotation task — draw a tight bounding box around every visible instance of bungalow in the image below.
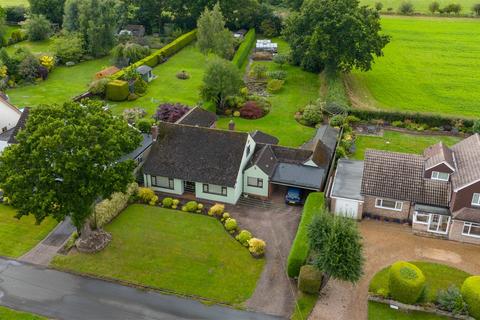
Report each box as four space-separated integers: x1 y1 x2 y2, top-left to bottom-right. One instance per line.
176 106 217 128
142 121 338 204
0 104 28 154
329 134 480 245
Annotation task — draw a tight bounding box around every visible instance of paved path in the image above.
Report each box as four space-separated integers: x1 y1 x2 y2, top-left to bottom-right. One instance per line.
310 220 480 320
20 218 76 265
0 258 283 320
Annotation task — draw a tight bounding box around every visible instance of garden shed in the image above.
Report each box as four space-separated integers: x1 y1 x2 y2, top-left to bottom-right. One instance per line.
136 65 155 83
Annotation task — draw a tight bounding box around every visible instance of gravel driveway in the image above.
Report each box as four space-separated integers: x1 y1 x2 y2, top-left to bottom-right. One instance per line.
229 202 302 318
310 219 480 320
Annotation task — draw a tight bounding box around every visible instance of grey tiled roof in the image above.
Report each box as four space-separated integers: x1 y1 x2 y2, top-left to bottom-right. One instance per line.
249 144 277 177
176 107 217 128
424 142 455 170
7 107 29 144
453 207 480 223
361 150 450 206
250 130 279 145
451 134 480 191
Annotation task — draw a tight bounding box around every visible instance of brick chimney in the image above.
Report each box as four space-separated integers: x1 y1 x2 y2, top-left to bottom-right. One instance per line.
151 125 159 141
228 120 235 131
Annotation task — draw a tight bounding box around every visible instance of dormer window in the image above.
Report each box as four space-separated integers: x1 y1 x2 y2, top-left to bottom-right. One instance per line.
473 193 480 207
431 171 449 181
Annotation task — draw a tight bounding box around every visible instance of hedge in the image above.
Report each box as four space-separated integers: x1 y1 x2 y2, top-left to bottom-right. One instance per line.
232 28 255 69
106 80 129 101
461 276 480 319
298 265 322 294
348 108 475 129
287 192 325 278
388 261 426 304
94 183 138 228
112 29 197 80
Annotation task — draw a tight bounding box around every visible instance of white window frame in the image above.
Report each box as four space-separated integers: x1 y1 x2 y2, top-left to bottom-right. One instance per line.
472 193 480 207
462 222 480 239
375 198 403 211
413 212 430 225
202 184 227 196
427 214 450 235
152 176 174 189
431 171 449 181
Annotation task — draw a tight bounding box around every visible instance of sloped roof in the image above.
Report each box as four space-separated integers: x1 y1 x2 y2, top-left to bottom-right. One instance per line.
0 96 21 115
143 123 249 187
119 133 152 162
250 130 279 145
7 107 30 144
248 144 277 177
361 150 450 206
302 125 339 154
136 65 152 75
270 145 312 164
451 134 480 191
176 107 217 128
452 207 480 223
424 142 455 171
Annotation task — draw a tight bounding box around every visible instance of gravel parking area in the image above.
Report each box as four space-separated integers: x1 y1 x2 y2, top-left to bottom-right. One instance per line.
310 219 480 320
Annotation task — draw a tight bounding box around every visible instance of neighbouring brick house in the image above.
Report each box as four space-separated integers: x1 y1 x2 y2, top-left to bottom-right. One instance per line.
330 134 480 245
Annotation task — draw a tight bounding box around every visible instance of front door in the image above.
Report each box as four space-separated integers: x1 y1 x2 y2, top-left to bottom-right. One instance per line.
428 214 450 234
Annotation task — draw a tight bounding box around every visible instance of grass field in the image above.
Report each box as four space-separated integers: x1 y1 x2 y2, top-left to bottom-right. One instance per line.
360 0 478 13
217 38 318 147
5 39 54 56
0 0 28 6
352 130 461 160
52 205 265 305
368 302 449 319
0 306 47 320
109 45 207 115
0 204 58 258
347 16 480 118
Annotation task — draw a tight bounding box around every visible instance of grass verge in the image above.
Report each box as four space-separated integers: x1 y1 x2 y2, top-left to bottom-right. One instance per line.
291 292 318 320
0 306 47 320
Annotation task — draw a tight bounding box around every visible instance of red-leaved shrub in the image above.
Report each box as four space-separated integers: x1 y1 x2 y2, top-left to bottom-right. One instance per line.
240 101 264 119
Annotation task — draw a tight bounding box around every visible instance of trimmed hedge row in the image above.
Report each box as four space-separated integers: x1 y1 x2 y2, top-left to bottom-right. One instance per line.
232 29 256 69
388 261 426 304
287 192 325 278
106 80 129 101
348 108 475 129
112 29 197 80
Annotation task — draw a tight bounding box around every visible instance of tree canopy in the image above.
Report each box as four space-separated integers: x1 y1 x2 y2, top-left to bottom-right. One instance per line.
0 100 142 231
283 0 390 73
197 3 234 60
308 211 364 283
29 0 66 25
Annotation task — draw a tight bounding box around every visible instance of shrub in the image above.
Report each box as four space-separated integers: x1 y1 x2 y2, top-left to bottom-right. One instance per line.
388 261 426 304
222 212 230 222
133 78 148 95
240 101 264 119
89 78 109 96
54 33 85 64
208 203 225 217
473 3 480 15
233 111 241 117
236 230 252 246
375 2 383 10
442 3 462 13
18 55 40 82
250 64 268 80
273 54 289 68
127 93 139 101
39 56 54 70
461 276 480 319
106 80 130 101
154 103 190 122
330 115 345 127
473 120 480 133
267 79 284 93
224 218 238 232
248 238 266 256
136 118 155 133
302 104 322 126
23 14 52 41
93 183 138 228
149 195 158 206
5 6 27 23
112 42 150 67
176 70 190 80
162 197 174 208
287 192 325 277
185 201 198 212
137 187 156 204
437 286 468 315
298 265 322 294
9 30 27 44
232 29 256 69
267 70 287 80
323 101 347 115
123 108 147 124
346 115 360 124
398 1 414 14
429 1 440 12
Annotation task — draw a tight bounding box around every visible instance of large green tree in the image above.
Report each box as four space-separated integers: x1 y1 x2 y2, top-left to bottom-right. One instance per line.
283 0 390 73
197 3 234 59
29 0 66 25
0 100 142 231
0 6 6 47
308 211 364 285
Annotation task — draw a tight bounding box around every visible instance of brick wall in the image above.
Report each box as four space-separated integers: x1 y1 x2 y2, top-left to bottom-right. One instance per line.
448 220 480 245
363 195 411 221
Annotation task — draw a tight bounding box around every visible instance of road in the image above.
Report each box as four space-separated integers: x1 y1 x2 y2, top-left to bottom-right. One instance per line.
0 258 283 320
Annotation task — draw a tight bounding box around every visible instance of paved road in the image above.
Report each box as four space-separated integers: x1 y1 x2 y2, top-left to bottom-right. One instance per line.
0 258 283 320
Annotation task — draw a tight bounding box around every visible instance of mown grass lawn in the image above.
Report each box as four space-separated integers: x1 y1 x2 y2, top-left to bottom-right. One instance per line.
368 301 449 320
7 55 112 108
0 204 58 258
369 261 471 303
5 39 54 56
352 130 461 160
217 38 319 147
0 0 28 6
51 204 265 305
360 0 477 13
109 45 208 115
347 16 480 118
0 306 47 320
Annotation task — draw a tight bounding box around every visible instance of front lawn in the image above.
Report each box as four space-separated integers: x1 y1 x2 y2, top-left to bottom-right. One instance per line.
217 38 319 147
0 204 58 258
369 261 471 303
109 45 208 115
51 204 265 305
0 306 47 320
368 301 449 320
352 130 461 160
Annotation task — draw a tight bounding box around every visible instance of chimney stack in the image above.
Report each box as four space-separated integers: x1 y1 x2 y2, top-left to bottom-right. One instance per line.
228 120 235 131
151 125 159 141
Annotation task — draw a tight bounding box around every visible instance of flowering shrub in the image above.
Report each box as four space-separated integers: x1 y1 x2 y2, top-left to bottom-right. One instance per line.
221 212 230 222
208 204 225 217
154 103 190 123
235 230 252 247
248 238 266 256
240 101 264 119
138 187 156 204
267 79 284 93
40 55 55 70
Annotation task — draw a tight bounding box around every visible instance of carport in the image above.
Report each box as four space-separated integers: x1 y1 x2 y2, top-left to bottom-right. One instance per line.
330 159 364 219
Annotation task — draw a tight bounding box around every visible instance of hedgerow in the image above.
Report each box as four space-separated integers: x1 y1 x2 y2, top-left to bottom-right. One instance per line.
232 29 256 69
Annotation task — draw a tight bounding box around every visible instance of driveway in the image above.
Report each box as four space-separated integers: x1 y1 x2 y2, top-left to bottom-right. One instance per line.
229 200 302 318
0 258 282 320
310 220 480 320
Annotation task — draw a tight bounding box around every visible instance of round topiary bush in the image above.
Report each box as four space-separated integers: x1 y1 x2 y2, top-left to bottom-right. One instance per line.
388 261 426 304
224 218 238 232
162 197 173 208
461 276 480 319
235 230 252 247
185 201 198 212
298 265 322 294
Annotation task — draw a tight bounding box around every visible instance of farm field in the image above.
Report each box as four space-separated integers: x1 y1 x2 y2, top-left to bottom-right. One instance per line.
0 0 28 6
347 16 480 118
352 130 461 160
360 0 478 13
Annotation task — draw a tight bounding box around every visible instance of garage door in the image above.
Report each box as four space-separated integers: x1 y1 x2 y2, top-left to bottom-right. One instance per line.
334 198 359 219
